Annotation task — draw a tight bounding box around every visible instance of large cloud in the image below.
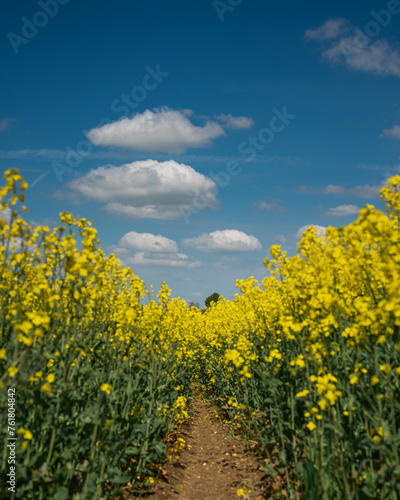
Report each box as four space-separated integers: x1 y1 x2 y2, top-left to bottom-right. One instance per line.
66 160 218 220
112 231 200 268
182 230 262 253
305 18 400 77
86 108 225 153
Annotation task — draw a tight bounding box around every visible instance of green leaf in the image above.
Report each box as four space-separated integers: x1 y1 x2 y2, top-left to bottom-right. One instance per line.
54 486 69 500
111 472 132 484
262 463 278 478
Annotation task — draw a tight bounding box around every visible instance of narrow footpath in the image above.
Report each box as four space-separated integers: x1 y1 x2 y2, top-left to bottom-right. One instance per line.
150 394 266 500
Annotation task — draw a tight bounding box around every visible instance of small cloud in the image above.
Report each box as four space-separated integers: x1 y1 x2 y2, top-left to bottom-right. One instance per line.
323 204 360 216
381 125 400 140
123 251 201 268
0 118 16 132
306 18 400 78
323 38 400 78
113 231 178 253
215 113 254 129
275 234 289 244
112 231 200 268
181 108 194 117
182 229 262 253
296 224 327 240
296 181 385 199
86 107 225 153
254 198 288 213
305 18 350 41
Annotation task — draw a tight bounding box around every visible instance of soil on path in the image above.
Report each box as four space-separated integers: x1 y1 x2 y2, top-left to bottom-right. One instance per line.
150 394 266 500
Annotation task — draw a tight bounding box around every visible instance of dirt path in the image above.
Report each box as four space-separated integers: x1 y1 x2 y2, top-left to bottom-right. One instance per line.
150 394 266 500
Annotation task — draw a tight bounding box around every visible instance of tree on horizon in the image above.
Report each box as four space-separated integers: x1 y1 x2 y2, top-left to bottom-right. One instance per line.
204 292 220 308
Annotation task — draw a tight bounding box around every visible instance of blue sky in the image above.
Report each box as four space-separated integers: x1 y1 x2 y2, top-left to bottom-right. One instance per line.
1 0 400 304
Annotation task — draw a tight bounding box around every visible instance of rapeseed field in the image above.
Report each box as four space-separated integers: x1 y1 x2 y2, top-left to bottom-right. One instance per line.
1 169 399 499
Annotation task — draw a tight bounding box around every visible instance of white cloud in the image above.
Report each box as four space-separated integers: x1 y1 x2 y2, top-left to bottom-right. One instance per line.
123 251 201 268
323 38 400 77
322 183 383 198
86 108 226 153
296 225 327 240
323 204 360 216
215 113 254 129
112 231 201 268
297 181 385 199
381 125 400 139
0 208 37 252
182 229 262 253
275 234 289 244
66 160 218 220
0 118 16 132
306 19 400 77
114 231 178 253
103 203 185 220
181 109 194 117
305 18 350 41
254 198 288 213
0 206 11 221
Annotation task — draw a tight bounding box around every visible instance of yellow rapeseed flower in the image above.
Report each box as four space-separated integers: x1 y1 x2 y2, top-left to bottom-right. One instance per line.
40 383 53 394
371 375 380 385
100 383 112 394
349 374 359 385
296 389 310 397
8 366 18 377
379 364 392 374
17 428 33 441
